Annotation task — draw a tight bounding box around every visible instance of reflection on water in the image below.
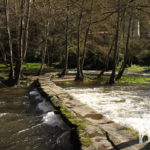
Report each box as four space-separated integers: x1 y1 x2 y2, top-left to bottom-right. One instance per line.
64 84 150 143
0 88 74 150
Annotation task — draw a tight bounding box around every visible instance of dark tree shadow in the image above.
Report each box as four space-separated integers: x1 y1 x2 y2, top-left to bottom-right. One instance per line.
108 139 139 150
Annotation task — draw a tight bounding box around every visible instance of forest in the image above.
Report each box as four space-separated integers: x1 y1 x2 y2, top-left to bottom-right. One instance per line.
1 1 150 149
1 0 150 85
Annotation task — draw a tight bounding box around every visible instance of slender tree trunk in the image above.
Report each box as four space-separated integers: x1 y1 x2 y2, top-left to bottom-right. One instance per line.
47 48 50 66
116 13 132 80
15 0 24 83
75 0 85 81
38 0 51 75
38 23 49 75
23 0 32 60
60 0 69 77
80 23 90 77
98 38 114 78
50 35 55 67
13 0 32 84
4 0 14 80
80 0 93 79
109 0 121 85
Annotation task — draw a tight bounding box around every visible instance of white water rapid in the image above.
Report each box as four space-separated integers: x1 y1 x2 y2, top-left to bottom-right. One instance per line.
29 89 65 128
66 85 150 143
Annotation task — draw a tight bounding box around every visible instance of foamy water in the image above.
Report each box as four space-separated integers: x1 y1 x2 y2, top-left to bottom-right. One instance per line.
29 89 64 128
37 100 53 113
66 85 150 143
42 112 64 127
0 113 8 118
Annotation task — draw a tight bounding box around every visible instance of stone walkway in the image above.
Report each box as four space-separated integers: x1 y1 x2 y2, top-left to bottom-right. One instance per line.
32 73 150 150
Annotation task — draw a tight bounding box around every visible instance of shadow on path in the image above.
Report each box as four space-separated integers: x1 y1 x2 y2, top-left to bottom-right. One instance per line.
108 139 139 150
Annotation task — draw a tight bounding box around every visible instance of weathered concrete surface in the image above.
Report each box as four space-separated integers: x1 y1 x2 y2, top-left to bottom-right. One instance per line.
33 73 150 150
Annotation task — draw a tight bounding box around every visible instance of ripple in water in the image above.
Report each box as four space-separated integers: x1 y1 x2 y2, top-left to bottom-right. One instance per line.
0 88 74 150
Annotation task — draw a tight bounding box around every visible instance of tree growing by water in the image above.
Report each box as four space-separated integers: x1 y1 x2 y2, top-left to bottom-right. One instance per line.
1 0 150 85
3 0 32 85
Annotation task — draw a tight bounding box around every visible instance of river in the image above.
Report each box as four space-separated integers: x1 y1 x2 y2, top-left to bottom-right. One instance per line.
58 83 150 143
0 87 77 150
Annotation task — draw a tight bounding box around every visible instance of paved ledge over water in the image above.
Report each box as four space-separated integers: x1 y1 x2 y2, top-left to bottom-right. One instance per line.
31 73 150 150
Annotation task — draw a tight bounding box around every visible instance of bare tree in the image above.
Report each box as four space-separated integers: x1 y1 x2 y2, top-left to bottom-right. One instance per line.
80 0 94 78
60 0 70 77
15 0 32 83
75 0 85 81
116 10 133 80
109 0 121 84
4 0 14 80
98 38 115 78
38 21 50 75
38 0 51 75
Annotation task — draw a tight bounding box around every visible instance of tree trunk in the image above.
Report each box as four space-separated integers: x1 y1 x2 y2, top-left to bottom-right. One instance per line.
38 23 49 75
47 48 50 66
80 21 91 78
50 36 55 67
38 0 51 75
4 0 14 80
75 0 85 81
98 37 115 78
116 13 132 80
60 0 69 77
23 0 32 60
109 0 121 85
14 0 24 83
80 0 93 79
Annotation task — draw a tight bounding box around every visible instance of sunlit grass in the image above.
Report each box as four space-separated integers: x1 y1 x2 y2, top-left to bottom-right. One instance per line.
125 65 150 73
0 72 9 80
23 63 42 69
0 63 42 69
117 76 150 84
0 64 8 68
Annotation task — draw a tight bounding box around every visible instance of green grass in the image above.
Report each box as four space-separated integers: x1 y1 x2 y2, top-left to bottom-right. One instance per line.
0 64 8 69
117 76 150 84
99 75 150 85
125 65 150 73
0 63 42 69
0 72 8 80
23 63 42 69
63 81 73 85
125 127 139 138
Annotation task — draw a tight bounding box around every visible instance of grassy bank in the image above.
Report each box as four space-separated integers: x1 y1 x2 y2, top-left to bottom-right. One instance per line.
1 63 150 86
0 62 53 78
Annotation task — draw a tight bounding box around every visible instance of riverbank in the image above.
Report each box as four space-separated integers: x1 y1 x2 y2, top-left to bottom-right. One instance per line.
32 73 150 150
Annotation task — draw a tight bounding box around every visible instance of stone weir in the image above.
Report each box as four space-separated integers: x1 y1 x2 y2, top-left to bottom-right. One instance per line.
30 73 149 150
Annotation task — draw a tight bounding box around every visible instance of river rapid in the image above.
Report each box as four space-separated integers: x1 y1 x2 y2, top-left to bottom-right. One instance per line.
64 84 150 143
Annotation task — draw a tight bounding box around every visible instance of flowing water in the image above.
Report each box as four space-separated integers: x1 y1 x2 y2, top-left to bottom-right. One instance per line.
58 83 150 143
0 87 76 150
